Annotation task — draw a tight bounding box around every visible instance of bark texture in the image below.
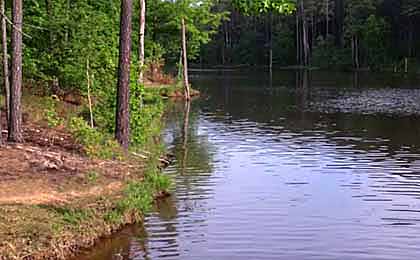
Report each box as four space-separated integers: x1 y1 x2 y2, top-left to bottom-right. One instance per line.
8 0 23 143
1 0 9 124
115 0 132 150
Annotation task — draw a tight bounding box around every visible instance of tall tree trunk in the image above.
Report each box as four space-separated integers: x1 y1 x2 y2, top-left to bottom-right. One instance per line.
296 9 300 65
303 19 309 66
268 12 273 71
221 20 227 65
1 0 9 124
8 0 23 143
355 36 359 69
138 0 145 84
325 0 329 36
352 35 360 69
301 0 309 66
311 15 315 48
334 0 344 47
181 17 190 100
115 0 132 150
352 35 355 68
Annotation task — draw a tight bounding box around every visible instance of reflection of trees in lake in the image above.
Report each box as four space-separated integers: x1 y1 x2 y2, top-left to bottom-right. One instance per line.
165 100 214 175
295 69 311 112
182 101 190 175
132 196 179 260
128 100 216 260
195 71 420 159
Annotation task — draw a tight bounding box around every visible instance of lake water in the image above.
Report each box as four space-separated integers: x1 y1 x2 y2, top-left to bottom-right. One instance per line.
77 70 420 260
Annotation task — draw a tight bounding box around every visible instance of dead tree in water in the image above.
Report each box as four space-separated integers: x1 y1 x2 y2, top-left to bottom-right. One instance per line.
181 17 191 100
115 0 133 150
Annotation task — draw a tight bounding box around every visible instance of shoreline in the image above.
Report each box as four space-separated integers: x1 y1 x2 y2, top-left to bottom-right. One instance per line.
0 90 173 259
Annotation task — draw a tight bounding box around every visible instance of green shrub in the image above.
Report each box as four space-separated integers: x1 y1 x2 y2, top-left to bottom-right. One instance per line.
69 117 122 159
44 97 63 127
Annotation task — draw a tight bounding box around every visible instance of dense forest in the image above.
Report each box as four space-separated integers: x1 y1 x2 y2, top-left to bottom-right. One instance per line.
1 0 419 147
0 0 225 147
201 0 420 72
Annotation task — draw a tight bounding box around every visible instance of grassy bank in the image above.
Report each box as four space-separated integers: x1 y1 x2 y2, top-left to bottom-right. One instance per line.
0 87 172 259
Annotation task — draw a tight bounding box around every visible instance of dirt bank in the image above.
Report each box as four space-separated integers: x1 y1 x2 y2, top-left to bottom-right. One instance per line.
0 95 170 260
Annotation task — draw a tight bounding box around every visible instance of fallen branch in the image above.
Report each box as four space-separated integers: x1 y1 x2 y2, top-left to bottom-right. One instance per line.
131 152 148 159
159 157 171 165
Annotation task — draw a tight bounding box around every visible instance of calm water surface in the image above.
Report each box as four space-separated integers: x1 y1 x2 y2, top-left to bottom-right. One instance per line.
77 70 420 260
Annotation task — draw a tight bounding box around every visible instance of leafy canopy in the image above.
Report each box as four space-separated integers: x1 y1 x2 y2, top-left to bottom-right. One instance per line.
232 0 296 15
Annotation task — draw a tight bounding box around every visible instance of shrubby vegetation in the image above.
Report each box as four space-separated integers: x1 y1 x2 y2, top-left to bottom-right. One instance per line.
0 0 225 146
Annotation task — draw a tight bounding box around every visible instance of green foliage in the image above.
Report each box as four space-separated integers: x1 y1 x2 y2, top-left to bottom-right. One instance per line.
117 170 172 216
312 37 352 68
272 21 296 65
86 170 99 184
24 0 120 90
232 0 296 15
146 0 226 63
344 0 378 36
43 97 63 128
362 15 391 69
68 117 122 159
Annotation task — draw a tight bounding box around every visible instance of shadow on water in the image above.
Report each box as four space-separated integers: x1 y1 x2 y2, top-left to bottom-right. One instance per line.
76 70 420 260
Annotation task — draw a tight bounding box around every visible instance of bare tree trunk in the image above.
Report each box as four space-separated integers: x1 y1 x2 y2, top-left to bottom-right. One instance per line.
1 0 9 124
351 35 355 67
334 0 344 47
303 20 309 66
311 15 315 48
355 35 359 69
115 0 132 150
177 49 182 80
296 9 300 65
301 0 309 66
8 0 23 143
268 12 273 72
138 0 145 84
325 0 329 36
181 17 190 100
221 21 227 65
352 35 360 69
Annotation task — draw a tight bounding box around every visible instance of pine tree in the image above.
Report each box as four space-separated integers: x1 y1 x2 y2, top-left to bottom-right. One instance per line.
115 0 133 150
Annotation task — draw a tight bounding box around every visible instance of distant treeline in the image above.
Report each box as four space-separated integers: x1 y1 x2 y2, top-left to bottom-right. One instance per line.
199 0 420 71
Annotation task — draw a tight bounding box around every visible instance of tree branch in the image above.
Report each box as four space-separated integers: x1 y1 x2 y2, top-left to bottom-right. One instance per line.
0 10 31 39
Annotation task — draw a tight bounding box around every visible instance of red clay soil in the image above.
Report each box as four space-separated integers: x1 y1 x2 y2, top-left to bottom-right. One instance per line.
0 110 141 206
